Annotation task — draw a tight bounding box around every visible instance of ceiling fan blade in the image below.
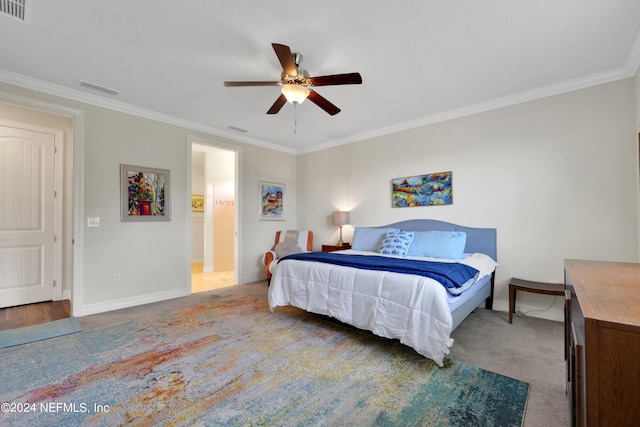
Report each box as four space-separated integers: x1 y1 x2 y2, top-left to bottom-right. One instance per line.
307 90 341 115
267 94 287 114
272 43 297 76
310 73 362 87
224 81 279 87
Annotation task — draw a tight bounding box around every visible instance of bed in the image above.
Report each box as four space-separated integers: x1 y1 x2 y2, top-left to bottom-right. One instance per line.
268 219 497 366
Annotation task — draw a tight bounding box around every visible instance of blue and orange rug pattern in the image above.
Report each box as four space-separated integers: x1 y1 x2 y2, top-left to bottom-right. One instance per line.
0 295 528 426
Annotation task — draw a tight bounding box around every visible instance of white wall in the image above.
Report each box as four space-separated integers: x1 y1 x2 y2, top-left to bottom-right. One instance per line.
297 78 638 321
0 82 298 316
1 76 637 321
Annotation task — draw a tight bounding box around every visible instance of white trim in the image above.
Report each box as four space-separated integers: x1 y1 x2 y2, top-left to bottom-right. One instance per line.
3 53 639 157
298 64 640 154
0 117 63 304
185 138 193 294
187 135 242 288
71 111 85 317
52 127 64 301
0 90 87 317
77 288 188 316
0 69 296 155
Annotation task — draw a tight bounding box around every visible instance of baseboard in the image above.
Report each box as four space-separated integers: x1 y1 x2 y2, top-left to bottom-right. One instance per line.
76 288 189 317
239 273 267 285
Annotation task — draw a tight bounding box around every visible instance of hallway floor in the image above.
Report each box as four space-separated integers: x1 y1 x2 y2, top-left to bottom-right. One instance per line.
191 262 235 293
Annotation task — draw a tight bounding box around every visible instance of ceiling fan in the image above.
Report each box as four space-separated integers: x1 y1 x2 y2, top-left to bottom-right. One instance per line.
224 43 362 116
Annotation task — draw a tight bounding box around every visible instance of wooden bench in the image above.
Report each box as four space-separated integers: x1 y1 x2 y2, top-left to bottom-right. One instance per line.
508 277 564 324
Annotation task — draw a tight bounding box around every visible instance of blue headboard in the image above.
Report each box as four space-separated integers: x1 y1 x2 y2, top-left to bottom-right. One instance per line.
382 219 497 261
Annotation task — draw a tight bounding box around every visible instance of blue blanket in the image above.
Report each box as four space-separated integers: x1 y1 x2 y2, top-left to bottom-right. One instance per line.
280 252 479 294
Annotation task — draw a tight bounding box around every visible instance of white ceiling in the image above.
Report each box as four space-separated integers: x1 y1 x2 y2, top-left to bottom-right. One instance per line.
1 1 639 154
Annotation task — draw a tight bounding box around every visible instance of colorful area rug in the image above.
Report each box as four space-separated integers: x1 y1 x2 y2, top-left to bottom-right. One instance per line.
0 295 528 426
0 317 81 349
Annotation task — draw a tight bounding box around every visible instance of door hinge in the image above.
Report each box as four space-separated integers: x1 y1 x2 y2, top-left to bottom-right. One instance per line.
53 280 57 288
53 235 57 242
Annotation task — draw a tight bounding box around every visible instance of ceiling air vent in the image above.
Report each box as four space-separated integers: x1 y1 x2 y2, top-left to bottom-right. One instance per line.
78 80 121 96
0 0 30 23
227 126 248 134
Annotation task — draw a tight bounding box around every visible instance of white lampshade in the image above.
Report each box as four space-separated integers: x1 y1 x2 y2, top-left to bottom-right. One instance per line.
332 211 350 226
282 84 310 105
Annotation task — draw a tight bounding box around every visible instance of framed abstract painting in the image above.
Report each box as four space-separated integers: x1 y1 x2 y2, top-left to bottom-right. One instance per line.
121 164 171 221
392 171 452 208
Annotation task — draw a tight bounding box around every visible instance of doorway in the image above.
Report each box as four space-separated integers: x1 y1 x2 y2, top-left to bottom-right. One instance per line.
191 142 237 292
0 121 62 307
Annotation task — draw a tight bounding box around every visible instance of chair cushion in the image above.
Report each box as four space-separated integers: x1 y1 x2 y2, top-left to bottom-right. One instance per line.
276 230 310 252
275 238 302 258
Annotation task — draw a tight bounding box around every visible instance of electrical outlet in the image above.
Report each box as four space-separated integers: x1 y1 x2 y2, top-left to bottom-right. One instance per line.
113 273 121 285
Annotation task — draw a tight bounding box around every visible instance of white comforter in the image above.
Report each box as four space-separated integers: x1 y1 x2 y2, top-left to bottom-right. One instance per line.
268 251 496 366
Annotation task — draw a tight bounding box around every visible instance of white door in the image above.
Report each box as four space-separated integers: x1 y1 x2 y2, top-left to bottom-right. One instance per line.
0 123 57 307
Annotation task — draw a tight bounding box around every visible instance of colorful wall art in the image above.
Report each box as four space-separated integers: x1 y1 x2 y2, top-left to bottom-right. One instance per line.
121 164 171 221
191 195 204 212
392 171 452 207
259 181 285 220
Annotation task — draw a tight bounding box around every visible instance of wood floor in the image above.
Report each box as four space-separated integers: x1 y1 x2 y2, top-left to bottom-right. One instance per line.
0 300 71 331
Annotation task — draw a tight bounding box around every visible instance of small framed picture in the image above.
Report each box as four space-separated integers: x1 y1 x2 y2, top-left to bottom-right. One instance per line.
121 164 171 222
259 181 285 221
192 195 204 212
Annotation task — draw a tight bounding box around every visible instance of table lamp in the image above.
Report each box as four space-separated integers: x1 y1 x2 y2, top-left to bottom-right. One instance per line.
332 211 350 246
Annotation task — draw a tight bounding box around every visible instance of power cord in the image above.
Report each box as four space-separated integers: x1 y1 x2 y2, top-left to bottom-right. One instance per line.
520 296 559 318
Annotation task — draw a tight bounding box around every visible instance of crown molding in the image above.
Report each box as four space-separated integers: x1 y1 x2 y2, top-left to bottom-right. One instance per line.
298 61 639 155
0 69 297 155
2 42 638 158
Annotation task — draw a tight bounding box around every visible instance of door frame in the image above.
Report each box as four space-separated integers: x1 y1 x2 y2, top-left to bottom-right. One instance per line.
186 135 241 292
0 90 85 316
0 118 63 304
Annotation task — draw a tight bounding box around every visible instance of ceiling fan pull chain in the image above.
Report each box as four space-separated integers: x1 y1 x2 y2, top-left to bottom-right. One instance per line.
294 103 298 134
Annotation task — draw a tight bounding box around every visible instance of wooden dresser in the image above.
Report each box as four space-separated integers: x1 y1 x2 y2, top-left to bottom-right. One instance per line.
565 259 640 426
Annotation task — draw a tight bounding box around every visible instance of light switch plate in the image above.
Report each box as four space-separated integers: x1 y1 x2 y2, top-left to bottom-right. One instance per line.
87 217 100 227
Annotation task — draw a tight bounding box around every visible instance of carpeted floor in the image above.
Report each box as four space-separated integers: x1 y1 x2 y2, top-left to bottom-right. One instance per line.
1 282 569 426
81 282 570 426
449 305 569 427
0 317 81 349
0 289 529 426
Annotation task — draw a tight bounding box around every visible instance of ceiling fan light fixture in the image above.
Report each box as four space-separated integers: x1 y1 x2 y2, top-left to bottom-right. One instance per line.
281 84 309 105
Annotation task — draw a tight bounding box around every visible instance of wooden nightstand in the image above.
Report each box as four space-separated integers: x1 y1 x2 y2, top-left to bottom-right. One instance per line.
321 244 351 252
